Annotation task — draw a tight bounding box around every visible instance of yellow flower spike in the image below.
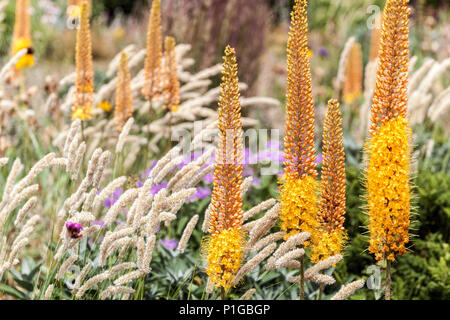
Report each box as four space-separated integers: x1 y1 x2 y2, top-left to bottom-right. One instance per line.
343 43 363 104
312 99 347 263
142 0 163 102
204 46 245 291
366 116 411 261
72 2 94 122
280 174 319 246
162 36 180 113
114 52 133 131
204 228 245 290
11 0 33 70
280 0 319 245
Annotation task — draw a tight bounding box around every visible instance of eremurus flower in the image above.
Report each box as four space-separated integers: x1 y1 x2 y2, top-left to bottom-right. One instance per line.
72 2 94 121
366 0 412 264
142 0 163 102
114 52 133 131
312 99 347 263
342 42 363 104
279 0 319 246
204 46 245 291
11 0 34 70
162 37 180 112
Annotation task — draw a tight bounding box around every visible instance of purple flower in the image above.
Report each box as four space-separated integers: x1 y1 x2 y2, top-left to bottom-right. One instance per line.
160 238 178 250
66 222 83 239
151 182 168 195
318 47 328 57
188 187 211 202
93 221 105 228
203 173 214 184
104 187 123 208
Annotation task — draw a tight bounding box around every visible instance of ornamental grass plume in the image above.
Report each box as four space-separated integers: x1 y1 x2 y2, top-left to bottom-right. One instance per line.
162 36 180 113
279 0 319 300
11 0 34 70
142 0 163 102
312 99 347 264
342 43 363 104
72 2 94 121
114 53 133 131
203 46 245 293
365 0 412 300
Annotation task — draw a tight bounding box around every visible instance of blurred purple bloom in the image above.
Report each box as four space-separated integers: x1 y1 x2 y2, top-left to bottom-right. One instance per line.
318 47 329 57
188 187 211 202
151 182 168 195
93 221 105 228
161 238 178 250
104 187 123 208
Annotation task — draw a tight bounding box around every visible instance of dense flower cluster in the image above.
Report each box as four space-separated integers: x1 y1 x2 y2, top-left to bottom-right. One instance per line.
114 52 133 131
204 46 245 290
366 0 412 262
142 0 163 101
312 99 347 262
280 0 319 245
367 117 411 261
72 2 94 121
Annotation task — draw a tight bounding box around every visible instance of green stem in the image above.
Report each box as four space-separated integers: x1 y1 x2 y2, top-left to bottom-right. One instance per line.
318 283 323 300
299 255 305 300
385 259 391 300
220 287 226 300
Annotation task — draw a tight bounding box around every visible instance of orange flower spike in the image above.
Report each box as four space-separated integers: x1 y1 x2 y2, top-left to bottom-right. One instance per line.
11 0 34 70
162 36 180 112
208 45 244 234
366 0 412 262
343 43 363 104
369 0 410 136
142 0 163 101
72 2 94 121
205 46 245 290
283 0 317 179
369 13 383 62
114 52 133 131
312 99 347 262
279 0 319 244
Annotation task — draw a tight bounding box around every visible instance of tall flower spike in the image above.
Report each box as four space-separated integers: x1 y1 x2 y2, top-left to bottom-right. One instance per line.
312 99 347 263
279 0 319 244
162 36 180 112
11 0 34 70
369 13 383 62
369 0 410 136
366 0 411 263
115 52 133 131
342 42 363 104
72 2 94 121
204 46 245 291
142 0 163 102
